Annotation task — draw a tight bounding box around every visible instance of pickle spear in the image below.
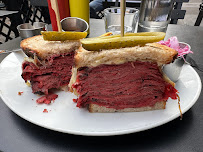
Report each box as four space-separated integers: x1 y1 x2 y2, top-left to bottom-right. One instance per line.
81 32 166 51
41 31 87 41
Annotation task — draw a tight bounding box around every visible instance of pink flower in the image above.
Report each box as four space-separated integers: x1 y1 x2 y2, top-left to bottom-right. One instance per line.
158 36 193 57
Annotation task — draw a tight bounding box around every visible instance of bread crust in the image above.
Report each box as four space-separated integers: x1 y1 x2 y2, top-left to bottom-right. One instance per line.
75 43 178 68
89 101 166 113
20 35 81 60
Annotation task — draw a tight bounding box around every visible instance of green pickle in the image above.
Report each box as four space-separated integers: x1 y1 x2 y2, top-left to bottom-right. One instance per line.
81 32 166 51
41 31 87 41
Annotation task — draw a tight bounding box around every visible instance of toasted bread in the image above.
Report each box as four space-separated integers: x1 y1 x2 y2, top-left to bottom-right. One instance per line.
20 35 81 60
89 101 166 113
74 43 178 68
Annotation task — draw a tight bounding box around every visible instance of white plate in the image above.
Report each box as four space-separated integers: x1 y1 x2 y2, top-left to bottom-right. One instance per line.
0 52 202 136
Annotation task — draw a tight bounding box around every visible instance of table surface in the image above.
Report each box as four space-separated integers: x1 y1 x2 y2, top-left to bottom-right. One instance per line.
0 10 18 17
0 19 203 152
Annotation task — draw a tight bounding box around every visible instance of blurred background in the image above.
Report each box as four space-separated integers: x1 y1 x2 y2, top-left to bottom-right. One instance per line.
0 0 202 44
179 0 203 26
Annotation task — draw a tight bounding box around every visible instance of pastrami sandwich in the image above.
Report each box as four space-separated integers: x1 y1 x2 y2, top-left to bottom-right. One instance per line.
70 43 179 112
21 35 80 95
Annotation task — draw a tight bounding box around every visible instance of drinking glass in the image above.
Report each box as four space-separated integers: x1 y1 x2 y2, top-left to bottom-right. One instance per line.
138 0 175 32
104 7 139 35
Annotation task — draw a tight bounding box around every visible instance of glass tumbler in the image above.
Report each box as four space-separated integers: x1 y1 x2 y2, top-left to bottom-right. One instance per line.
104 7 139 35
138 0 175 32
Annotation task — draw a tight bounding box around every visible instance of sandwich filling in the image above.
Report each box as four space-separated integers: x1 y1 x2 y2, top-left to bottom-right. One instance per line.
22 52 74 94
72 61 178 109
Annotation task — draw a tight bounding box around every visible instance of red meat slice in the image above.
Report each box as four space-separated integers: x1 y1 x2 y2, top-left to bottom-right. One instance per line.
73 61 178 109
37 93 58 104
22 52 74 94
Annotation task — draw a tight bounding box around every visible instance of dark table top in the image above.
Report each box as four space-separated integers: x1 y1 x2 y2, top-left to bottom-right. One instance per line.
0 19 203 152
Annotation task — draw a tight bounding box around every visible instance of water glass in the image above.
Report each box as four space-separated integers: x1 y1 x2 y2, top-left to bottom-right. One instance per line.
103 7 139 35
138 0 175 32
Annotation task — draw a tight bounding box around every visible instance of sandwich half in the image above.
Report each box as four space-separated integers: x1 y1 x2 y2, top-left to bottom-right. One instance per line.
21 35 80 95
70 43 178 112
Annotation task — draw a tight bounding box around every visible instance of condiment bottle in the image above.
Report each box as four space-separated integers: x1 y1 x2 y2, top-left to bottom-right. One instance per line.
69 0 90 34
47 0 70 31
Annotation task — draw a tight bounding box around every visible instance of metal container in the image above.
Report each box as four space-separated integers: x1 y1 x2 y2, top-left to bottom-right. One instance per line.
60 17 89 32
162 42 191 82
17 22 47 39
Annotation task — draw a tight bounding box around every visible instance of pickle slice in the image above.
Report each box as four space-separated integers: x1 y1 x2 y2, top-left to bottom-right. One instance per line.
41 31 87 41
81 32 166 51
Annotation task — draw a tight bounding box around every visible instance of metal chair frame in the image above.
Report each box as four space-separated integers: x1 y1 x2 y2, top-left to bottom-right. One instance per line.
0 0 50 44
0 11 19 44
194 1 203 26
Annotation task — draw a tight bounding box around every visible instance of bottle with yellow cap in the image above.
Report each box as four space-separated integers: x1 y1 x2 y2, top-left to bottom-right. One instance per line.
69 0 90 34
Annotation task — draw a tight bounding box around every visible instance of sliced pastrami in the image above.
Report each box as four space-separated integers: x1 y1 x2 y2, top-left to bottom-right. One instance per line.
73 61 178 109
36 93 58 104
22 52 74 94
